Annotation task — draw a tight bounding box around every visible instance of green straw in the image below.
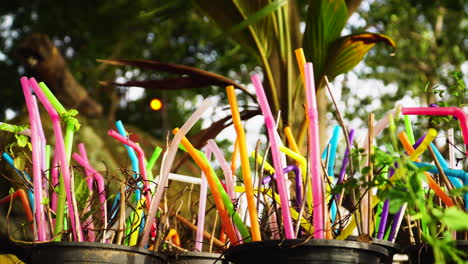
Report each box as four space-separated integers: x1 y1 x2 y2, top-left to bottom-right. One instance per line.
404 115 415 145
146 146 162 182
39 82 79 241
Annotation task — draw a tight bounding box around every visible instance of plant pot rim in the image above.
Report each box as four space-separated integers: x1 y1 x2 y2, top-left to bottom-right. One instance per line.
346 235 400 251
31 241 164 257
165 251 223 258
225 239 389 257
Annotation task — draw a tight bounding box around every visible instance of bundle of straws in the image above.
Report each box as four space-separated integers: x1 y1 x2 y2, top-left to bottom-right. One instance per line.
1 50 467 254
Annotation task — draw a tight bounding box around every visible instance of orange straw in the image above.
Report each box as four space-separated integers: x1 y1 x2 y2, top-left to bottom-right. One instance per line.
226 86 261 241
0 189 34 232
165 229 181 246
231 138 239 175
398 131 454 207
174 128 239 245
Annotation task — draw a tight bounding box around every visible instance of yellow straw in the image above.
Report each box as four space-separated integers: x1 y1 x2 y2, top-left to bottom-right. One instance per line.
226 85 261 241
234 186 313 232
251 152 275 174
279 146 313 213
128 198 145 246
295 49 307 85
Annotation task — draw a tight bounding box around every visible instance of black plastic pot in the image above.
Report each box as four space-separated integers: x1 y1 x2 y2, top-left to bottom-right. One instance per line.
31 242 167 264
346 236 399 264
406 241 468 264
224 239 389 264
165 251 227 264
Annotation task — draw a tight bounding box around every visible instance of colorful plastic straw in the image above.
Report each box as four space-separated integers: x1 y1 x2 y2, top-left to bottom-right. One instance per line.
29 78 83 241
403 115 415 144
207 140 236 201
113 121 143 238
233 186 313 233
115 120 141 196
336 129 355 198
226 85 262 241
398 130 454 207
251 76 294 239
430 143 463 189
176 130 239 245
178 142 250 241
140 98 212 247
402 107 468 152
0 189 34 232
262 165 302 207
326 126 340 222
413 162 468 210
72 152 108 241
195 147 211 251
31 96 47 192
108 130 150 199
303 63 325 239
129 198 146 246
146 146 162 182
2 153 35 213
20 77 47 241
78 143 96 242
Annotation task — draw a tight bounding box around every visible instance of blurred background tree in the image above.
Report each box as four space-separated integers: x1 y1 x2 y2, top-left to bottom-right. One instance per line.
339 0 466 125
0 0 465 145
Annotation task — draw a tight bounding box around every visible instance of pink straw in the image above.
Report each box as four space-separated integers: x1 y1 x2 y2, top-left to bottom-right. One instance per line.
31 96 48 193
207 140 236 200
50 155 59 212
251 74 295 239
195 147 211 251
77 143 96 242
20 77 47 241
304 63 324 239
72 152 107 241
28 77 83 241
107 130 150 202
402 107 468 152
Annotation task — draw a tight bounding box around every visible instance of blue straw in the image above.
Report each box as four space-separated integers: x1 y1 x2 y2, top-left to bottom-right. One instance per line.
429 143 463 189
2 152 35 213
109 121 141 232
412 161 468 210
323 126 340 222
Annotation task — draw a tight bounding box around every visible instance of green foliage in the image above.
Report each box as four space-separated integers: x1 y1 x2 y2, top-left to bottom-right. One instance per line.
0 123 31 152
303 0 395 86
62 109 81 132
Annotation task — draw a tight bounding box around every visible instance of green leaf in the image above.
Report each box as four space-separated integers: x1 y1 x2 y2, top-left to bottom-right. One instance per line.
325 33 396 81
303 0 348 85
41 197 50 205
9 188 15 195
62 109 81 132
442 207 468 231
16 135 29 148
0 123 16 133
14 156 26 171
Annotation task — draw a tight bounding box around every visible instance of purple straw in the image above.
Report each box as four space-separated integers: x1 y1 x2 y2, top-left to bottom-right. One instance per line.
262 164 302 208
377 167 395 239
334 129 355 203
